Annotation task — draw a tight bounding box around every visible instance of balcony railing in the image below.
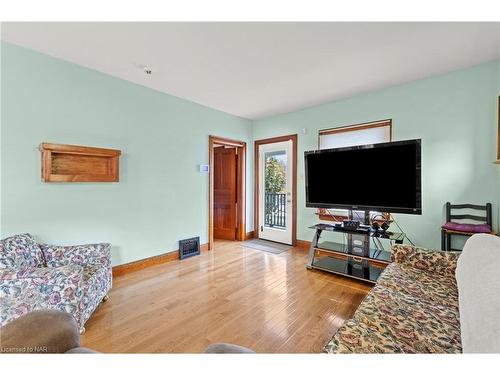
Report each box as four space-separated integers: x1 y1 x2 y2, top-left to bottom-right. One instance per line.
264 192 286 228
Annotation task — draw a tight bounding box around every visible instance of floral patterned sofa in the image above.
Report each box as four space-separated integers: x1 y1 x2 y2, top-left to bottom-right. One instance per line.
324 244 462 353
0 233 112 334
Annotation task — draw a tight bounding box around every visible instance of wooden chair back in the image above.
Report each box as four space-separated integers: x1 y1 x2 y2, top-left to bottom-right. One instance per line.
445 202 492 227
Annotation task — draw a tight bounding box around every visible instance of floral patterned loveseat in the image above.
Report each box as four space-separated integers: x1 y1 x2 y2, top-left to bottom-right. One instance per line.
0 233 112 334
324 244 462 353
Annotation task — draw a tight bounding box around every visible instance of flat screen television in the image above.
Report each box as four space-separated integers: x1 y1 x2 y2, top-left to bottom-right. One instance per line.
305 139 421 214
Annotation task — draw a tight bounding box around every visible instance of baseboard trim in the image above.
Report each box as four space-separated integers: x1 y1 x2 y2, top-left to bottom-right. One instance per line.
295 239 311 249
245 231 254 240
112 243 209 277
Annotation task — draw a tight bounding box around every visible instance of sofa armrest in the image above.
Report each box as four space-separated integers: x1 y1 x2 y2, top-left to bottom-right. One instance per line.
0 309 80 353
391 244 460 276
40 242 111 268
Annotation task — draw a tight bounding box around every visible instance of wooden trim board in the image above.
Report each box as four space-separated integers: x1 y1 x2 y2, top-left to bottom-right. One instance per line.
112 243 209 277
41 143 121 156
254 134 298 246
295 239 311 249
318 119 392 140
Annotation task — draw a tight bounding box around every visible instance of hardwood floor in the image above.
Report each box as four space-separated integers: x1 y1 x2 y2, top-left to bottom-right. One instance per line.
81 240 372 353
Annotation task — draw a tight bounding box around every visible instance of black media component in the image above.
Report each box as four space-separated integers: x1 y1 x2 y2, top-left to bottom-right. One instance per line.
304 139 422 215
342 220 360 230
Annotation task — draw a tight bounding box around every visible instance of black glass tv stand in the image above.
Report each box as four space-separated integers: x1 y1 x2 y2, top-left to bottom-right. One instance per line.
306 223 405 283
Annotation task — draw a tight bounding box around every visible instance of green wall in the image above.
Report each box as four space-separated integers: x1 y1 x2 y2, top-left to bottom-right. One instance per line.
2 41 498 264
253 60 500 250
0 42 253 265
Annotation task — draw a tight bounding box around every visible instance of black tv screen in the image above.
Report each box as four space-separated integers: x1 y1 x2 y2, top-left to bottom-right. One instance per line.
305 139 421 214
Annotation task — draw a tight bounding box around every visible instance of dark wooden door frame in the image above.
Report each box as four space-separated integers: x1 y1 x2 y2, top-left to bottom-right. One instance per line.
254 134 298 246
209 135 246 251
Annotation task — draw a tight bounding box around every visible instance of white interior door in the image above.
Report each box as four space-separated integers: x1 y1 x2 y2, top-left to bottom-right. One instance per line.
258 140 293 245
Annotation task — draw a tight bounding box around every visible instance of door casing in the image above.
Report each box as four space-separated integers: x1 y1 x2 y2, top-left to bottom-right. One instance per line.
209 135 247 250
254 134 297 246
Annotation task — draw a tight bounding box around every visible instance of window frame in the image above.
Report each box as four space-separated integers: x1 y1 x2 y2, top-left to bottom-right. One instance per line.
318 119 392 148
316 119 393 222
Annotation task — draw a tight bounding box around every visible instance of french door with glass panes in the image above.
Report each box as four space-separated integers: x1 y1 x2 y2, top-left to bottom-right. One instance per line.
257 140 293 245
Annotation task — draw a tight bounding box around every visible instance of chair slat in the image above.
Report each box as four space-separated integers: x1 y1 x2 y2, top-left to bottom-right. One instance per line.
449 214 487 222
449 203 487 210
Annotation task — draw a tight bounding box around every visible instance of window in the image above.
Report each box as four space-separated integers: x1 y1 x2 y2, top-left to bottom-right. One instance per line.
317 119 392 221
319 119 392 149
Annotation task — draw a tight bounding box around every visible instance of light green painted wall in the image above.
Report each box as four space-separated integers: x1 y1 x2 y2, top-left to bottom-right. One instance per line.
253 60 500 250
2 41 498 262
0 42 253 265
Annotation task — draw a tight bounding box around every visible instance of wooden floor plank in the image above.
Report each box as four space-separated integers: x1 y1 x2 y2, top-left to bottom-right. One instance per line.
81 240 371 353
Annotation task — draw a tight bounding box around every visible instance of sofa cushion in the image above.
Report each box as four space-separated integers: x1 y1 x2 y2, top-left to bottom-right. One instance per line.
324 319 418 353
442 222 492 234
0 234 45 270
325 258 462 354
0 265 85 327
456 234 500 353
391 244 460 277
377 262 459 309
354 278 461 353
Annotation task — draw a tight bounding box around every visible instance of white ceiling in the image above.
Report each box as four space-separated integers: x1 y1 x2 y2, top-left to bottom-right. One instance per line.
2 22 499 120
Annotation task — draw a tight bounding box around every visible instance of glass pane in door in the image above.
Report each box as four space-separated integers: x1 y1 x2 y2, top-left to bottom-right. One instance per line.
264 150 287 229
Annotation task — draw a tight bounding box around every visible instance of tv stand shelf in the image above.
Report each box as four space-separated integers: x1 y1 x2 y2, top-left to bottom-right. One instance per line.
306 223 404 283
312 256 385 283
316 241 391 264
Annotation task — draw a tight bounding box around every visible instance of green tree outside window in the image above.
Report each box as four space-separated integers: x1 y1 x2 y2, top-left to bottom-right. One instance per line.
265 156 286 193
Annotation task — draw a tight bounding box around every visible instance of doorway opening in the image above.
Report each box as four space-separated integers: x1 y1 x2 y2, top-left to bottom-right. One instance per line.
254 134 297 246
208 136 247 251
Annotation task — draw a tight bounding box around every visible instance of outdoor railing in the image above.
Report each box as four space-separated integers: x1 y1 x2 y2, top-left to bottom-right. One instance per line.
264 192 286 228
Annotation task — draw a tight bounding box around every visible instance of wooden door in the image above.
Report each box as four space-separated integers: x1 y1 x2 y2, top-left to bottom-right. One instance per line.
214 147 237 240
